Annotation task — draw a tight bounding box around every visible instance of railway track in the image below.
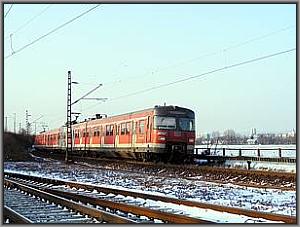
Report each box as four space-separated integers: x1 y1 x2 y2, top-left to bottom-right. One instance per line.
4 181 131 224
4 172 296 224
32 150 296 184
31 151 295 192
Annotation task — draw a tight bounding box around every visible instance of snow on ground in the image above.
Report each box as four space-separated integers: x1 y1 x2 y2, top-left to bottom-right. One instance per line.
4 161 296 217
195 144 296 173
224 160 296 173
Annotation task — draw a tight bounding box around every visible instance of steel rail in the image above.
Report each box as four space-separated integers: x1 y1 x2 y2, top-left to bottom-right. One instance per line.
4 178 137 224
42 187 213 224
4 206 33 224
5 175 214 223
5 172 296 224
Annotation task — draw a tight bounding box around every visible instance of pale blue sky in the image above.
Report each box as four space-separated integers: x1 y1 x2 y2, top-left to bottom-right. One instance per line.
4 4 296 136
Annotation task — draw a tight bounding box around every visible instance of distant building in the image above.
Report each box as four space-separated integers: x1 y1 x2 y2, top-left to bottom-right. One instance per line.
247 128 258 145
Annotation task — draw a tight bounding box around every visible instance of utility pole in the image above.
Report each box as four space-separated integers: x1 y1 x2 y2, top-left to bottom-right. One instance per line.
5 116 8 132
30 115 43 135
66 71 72 163
13 113 16 133
26 110 31 135
65 71 105 163
19 123 21 133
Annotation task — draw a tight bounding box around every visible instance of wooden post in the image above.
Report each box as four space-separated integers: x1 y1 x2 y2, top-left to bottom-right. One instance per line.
223 148 226 156
247 160 251 170
239 149 242 157
257 149 260 157
279 148 282 158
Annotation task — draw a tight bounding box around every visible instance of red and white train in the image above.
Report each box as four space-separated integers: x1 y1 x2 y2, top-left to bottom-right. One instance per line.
34 105 195 162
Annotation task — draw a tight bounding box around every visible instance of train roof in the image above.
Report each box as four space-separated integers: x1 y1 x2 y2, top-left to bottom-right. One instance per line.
78 105 194 124
38 105 194 135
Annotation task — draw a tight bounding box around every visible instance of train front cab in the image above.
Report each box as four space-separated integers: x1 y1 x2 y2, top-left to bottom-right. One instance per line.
151 106 195 162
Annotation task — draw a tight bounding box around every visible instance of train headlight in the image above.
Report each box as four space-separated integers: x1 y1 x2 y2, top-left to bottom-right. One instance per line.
157 131 167 135
189 138 194 143
159 137 166 141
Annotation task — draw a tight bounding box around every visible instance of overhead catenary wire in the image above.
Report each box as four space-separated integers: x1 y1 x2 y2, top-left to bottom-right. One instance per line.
4 4 52 40
4 4 13 19
83 47 296 112
5 4 101 59
101 24 295 88
39 47 296 130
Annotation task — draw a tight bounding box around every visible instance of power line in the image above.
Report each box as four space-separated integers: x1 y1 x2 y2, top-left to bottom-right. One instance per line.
4 4 13 19
45 48 294 131
5 4 101 59
84 47 295 112
4 4 52 40
32 47 296 128
102 24 295 88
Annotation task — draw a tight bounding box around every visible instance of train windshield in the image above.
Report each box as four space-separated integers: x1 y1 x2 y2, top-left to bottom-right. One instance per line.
154 116 176 129
154 116 195 131
178 118 195 131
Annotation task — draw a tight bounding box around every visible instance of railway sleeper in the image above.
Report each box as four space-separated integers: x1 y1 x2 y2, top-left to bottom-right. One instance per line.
4 179 137 224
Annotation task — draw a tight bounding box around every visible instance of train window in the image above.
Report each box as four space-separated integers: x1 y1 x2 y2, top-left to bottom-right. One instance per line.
153 116 176 130
86 132 89 137
178 118 195 131
121 123 126 135
110 125 114 136
139 120 145 134
126 122 131 134
94 131 97 137
106 125 110 136
83 132 86 137
147 116 150 129
97 131 100 136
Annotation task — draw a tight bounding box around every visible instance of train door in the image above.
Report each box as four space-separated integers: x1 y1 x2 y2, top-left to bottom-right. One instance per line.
110 124 117 148
100 126 104 148
146 116 152 143
136 119 146 145
59 126 66 148
131 121 136 149
114 124 119 148
104 124 114 148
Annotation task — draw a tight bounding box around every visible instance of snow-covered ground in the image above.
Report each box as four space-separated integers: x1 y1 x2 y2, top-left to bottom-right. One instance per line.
195 144 296 173
224 160 296 173
4 161 296 217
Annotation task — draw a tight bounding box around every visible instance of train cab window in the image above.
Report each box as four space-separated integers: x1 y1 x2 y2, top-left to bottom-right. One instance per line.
139 120 145 134
121 123 126 135
178 118 195 131
153 116 176 130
